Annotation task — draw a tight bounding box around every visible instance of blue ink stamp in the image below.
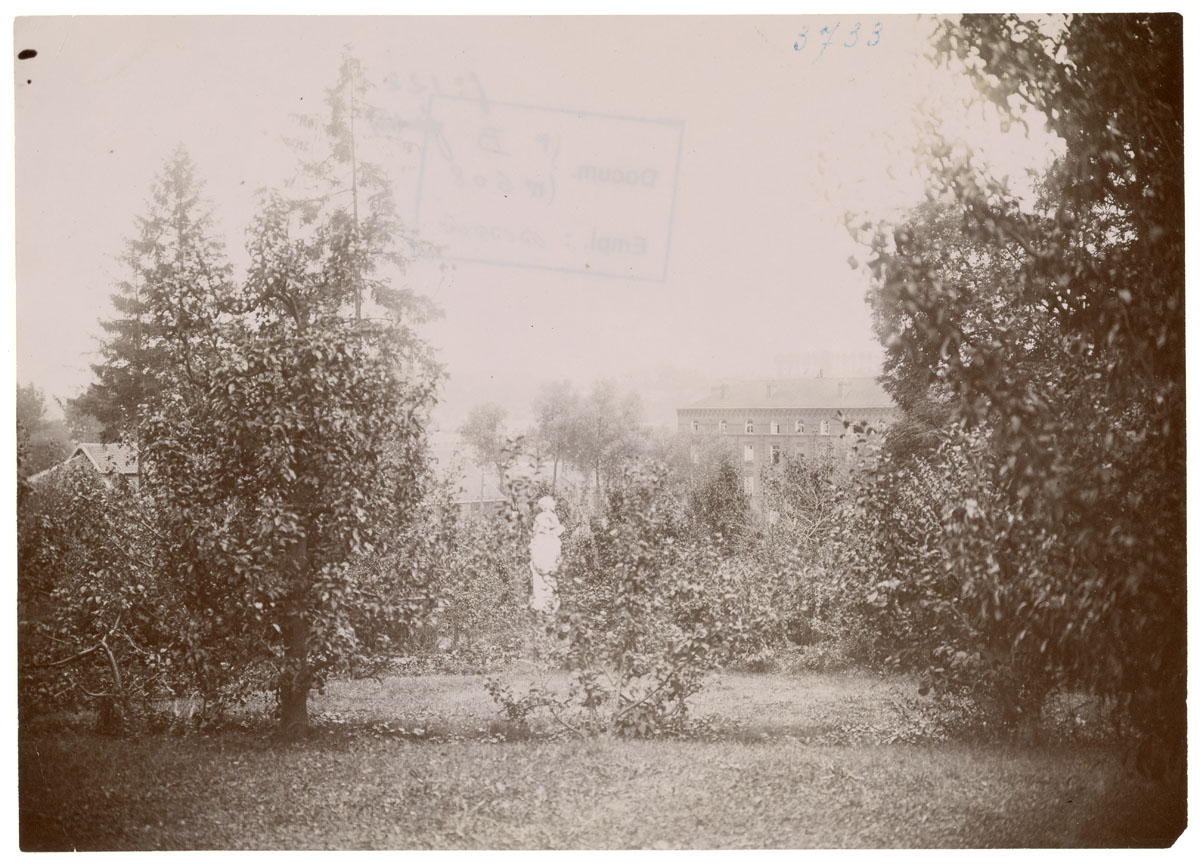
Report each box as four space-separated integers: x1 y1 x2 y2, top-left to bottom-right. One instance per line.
414 95 684 282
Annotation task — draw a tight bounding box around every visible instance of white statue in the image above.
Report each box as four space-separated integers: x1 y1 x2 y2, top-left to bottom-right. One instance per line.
529 496 564 613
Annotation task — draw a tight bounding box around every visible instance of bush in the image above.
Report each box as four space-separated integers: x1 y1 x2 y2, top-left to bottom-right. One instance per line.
490 460 768 737
831 429 1063 732
422 513 530 664
18 466 192 732
754 453 865 661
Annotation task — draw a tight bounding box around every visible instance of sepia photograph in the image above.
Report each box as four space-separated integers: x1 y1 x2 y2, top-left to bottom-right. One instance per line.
12 9 1188 850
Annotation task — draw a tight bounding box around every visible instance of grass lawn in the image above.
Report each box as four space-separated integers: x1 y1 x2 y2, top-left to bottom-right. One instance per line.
18 670 1186 850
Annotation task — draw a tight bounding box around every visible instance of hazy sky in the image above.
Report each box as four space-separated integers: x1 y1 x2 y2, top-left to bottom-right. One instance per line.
14 15 1059 426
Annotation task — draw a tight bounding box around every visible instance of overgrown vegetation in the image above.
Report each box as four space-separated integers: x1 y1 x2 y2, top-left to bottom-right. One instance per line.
17 19 1182 817
22 52 441 739
486 458 797 737
850 13 1184 773
18 465 187 733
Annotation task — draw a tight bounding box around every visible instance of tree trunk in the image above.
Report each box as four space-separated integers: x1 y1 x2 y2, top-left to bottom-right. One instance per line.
278 492 313 740
279 613 311 740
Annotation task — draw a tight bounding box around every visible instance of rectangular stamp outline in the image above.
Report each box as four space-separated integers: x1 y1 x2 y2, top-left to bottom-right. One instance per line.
413 94 685 283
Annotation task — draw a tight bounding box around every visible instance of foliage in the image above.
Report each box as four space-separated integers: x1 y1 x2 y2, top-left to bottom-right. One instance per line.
760 452 845 567
16 383 72 479
422 506 530 667
684 449 749 553
563 380 644 503
59 396 104 444
860 14 1184 770
457 402 508 484
47 53 442 739
17 465 191 732
142 183 438 736
531 379 580 493
490 461 769 737
68 147 236 444
752 453 857 657
289 48 437 325
833 430 1062 729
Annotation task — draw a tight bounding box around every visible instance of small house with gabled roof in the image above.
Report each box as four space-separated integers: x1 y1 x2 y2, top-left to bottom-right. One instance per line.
27 443 140 489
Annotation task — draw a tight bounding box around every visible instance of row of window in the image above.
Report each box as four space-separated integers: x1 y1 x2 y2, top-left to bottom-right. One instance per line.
746 443 790 464
691 442 837 468
690 419 831 435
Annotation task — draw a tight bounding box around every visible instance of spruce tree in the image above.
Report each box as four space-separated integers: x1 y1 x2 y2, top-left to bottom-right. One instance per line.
69 147 234 444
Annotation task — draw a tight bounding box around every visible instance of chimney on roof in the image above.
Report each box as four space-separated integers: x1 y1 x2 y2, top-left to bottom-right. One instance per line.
766 382 773 397
837 381 847 400
817 368 823 379
719 383 727 399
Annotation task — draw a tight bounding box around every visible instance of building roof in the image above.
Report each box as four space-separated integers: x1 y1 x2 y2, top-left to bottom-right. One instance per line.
681 377 894 411
72 443 140 475
24 464 63 484
24 442 140 486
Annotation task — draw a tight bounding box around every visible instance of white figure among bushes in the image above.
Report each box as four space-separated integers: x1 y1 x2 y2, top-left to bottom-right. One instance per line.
529 496 564 613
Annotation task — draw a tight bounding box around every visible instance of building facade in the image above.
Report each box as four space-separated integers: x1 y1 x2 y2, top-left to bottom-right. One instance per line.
677 377 898 507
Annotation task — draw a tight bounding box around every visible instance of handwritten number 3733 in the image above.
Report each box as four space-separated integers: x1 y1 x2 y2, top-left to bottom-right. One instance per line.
794 21 881 60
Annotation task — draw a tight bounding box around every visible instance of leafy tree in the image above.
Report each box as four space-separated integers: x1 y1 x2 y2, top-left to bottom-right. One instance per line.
289 47 437 328
568 380 643 504
16 383 71 478
458 402 509 489
60 54 438 738
68 147 235 444
761 452 844 556
532 380 580 492
16 383 42 469
59 397 104 444
22 55 441 739
144 179 437 739
863 14 1183 769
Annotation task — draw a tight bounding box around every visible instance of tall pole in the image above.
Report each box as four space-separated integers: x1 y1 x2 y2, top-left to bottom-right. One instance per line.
134 266 143 484
348 61 362 321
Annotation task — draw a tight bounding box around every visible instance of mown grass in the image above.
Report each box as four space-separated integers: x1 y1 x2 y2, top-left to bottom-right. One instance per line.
18 671 1185 850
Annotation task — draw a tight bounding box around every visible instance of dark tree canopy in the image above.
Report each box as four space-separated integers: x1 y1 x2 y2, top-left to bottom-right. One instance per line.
864 14 1183 772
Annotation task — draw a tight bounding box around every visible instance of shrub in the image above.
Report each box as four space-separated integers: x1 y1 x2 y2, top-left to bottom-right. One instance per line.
423 512 530 665
489 461 768 737
831 429 1064 732
18 466 191 732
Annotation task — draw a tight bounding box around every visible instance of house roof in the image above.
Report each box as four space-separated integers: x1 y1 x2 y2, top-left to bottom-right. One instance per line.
680 377 894 411
24 442 140 486
72 443 140 475
24 464 62 484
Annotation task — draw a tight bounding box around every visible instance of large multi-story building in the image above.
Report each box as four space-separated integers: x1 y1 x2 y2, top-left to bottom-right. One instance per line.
677 376 898 506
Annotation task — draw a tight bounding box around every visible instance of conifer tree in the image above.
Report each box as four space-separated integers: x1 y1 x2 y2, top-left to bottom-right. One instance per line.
69 147 234 444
